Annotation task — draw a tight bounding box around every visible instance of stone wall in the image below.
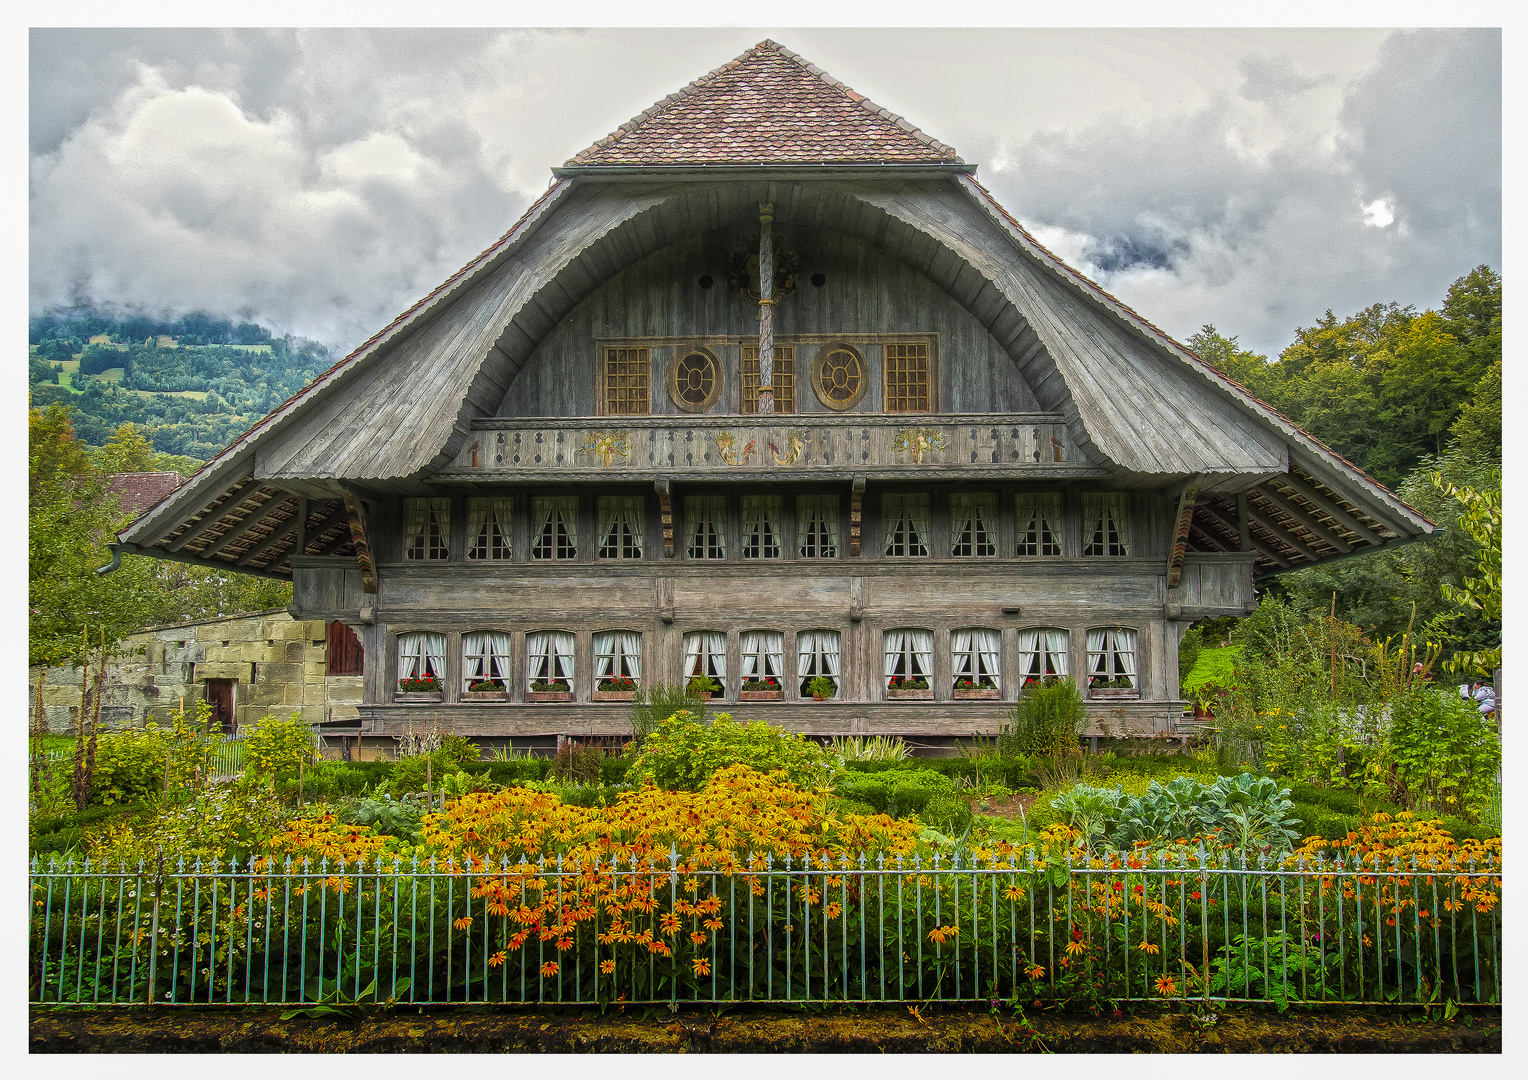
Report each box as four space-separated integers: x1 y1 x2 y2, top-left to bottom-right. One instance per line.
29 609 363 734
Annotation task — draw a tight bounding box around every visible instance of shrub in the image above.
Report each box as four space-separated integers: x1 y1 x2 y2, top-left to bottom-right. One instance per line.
550 743 605 783
628 712 840 792
390 733 481 793
920 792 973 835
1000 678 1085 756
628 683 711 750
243 713 318 775
1389 686 1501 821
88 703 215 805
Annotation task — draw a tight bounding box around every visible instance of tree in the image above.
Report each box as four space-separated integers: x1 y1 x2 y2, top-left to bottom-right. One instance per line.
1449 359 1502 465
1432 473 1501 677
93 422 158 474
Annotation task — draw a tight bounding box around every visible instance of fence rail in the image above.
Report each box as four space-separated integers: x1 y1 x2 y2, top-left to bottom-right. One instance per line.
30 848 1500 1009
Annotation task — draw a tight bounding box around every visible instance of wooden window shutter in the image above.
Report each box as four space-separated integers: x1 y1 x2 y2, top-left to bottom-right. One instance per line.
326 621 365 675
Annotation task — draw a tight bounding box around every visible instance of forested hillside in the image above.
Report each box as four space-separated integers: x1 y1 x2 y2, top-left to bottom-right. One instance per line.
28 307 333 460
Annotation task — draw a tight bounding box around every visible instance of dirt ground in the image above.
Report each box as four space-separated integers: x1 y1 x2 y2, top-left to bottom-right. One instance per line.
30 1004 1501 1053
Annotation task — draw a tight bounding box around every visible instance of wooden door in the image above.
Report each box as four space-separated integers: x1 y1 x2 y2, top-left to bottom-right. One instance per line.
207 679 236 735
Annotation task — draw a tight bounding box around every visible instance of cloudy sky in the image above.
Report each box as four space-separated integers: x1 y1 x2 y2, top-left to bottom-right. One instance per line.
28 26 1501 360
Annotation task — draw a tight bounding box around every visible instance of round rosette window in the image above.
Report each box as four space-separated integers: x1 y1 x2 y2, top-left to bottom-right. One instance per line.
812 343 867 410
667 346 722 412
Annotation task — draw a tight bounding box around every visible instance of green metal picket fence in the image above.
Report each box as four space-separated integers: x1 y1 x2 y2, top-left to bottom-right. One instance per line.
30 847 1500 1008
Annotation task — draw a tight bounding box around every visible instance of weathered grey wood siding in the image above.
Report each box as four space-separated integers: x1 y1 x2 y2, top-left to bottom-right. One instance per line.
499 228 1041 417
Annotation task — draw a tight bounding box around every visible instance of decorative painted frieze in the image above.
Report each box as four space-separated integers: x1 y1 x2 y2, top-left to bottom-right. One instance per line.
442 415 1097 480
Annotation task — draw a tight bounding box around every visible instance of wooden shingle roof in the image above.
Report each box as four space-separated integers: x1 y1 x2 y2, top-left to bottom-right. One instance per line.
566 40 960 167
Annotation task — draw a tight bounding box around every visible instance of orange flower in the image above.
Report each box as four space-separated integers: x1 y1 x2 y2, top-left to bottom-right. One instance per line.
692 957 711 977
487 950 507 968
540 961 559 978
453 916 474 931
660 912 682 935
1065 940 1086 956
1154 975 1177 996
690 931 707 946
600 959 615 975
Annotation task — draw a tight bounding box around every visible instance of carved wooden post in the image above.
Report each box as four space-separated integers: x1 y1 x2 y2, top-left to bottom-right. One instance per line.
756 203 774 415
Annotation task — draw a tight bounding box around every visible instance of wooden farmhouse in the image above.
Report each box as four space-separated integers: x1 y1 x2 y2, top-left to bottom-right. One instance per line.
115 41 1432 749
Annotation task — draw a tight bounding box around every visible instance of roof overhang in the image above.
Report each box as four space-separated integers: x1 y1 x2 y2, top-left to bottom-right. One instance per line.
551 163 978 180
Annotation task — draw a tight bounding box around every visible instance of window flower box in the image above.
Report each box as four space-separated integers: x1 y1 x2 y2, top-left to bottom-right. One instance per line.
462 679 507 702
528 680 573 703
593 676 638 702
740 678 784 701
886 676 932 700
1089 683 1139 700
396 675 442 702
952 682 1000 700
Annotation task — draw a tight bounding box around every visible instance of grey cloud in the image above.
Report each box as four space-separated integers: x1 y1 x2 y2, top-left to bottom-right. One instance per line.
1238 52 1325 102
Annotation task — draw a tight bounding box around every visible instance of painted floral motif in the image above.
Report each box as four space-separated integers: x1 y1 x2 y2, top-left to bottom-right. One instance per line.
581 430 631 466
768 430 808 466
892 427 947 463
714 430 757 466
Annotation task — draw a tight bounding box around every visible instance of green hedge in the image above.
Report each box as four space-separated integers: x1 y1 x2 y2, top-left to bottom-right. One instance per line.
842 756 1032 787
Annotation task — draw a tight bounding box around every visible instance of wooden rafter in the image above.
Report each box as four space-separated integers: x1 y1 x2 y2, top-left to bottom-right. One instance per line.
1188 522 1228 552
312 525 355 558
196 493 284 561
165 479 252 552
1245 505 1321 562
236 514 302 568
1256 484 1352 553
1277 472 1386 545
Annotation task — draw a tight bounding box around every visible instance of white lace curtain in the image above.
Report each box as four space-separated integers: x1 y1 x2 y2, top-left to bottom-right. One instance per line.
797 631 841 679
740 631 783 678
593 631 642 679
1018 628 1070 679
1086 628 1137 684
532 497 578 556
398 632 447 680
683 631 726 679
1015 494 1064 554
402 498 450 556
882 494 930 556
597 497 644 557
952 629 1001 679
1082 494 1131 555
949 494 997 555
465 498 512 559
883 628 933 679
527 631 575 683
686 497 726 558
741 496 782 558
462 631 513 685
797 496 840 557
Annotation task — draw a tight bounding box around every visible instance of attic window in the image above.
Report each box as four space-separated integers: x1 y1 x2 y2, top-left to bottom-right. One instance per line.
883 342 930 412
603 347 650 416
669 347 722 412
403 498 450 560
1082 494 1131 556
811 344 866 410
742 345 795 413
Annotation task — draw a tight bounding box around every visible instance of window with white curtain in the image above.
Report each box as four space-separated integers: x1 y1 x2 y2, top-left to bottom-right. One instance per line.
461 631 513 690
882 628 933 691
1016 493 1063 556
1017 628 1070 688
402 498 450 560
531 497 578 560
740 496 782 559
949 494 998 557
682 631 727 696
882 494 930 557
1086 628 1138 689
593 630 642 688
465 497 512 560
951 628 1001 690
739 631 784 689
526 630 575 690
686 496 726 559
797 495 839 558
596 496 644 559
797 630 841 696
396 632 447 687
1082 494 1131 556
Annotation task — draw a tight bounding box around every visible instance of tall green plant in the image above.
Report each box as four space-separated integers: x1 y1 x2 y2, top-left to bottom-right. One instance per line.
627 682 711 751
999 678 1085 756
1388 686 1500 821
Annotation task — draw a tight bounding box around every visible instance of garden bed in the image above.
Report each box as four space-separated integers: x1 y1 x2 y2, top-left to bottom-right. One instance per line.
28 1005 1503 1054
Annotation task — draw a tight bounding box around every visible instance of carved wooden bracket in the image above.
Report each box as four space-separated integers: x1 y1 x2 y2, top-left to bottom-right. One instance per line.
1166 483 1200 589
849 477 866 557
655 479 674 558
342 490 378 595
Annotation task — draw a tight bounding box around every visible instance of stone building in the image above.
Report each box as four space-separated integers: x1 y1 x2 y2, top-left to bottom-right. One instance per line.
108 41 1431 749
31 609 363 735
